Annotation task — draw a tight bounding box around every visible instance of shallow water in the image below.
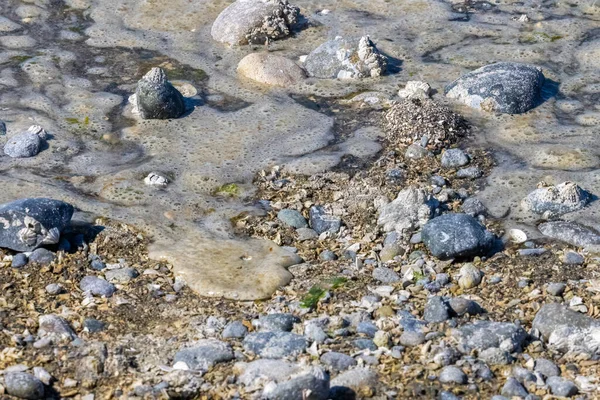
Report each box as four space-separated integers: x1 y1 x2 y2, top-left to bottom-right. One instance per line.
0 0 598 298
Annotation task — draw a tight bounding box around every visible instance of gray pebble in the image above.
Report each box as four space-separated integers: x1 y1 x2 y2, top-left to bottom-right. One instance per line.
547 376 578 397
253 313 299 332
45 283 63 295
546 282 566 296
79 276 116 297
461 198 487 216
296 227 318 241
372 267 400 284
319 250 337 261
436 273 450 286
431 175 446 187
439 365 468 384
518 248 547 257
309 205 341 234
83 318 106 333
357 321 378 337
501 377 529 398
353 338 377 351
405 143 430 160
399 331 425 347
174 339 234 370
277 209 307 229
222 321 248 339
456 166 483 179
320 352 357 371
4 131 42 158
4 372 45 399
441 149 469 168
105 267 139 283
534 358 560 378
28 248 56 265
424 296 450 323
243 331 307 359
11 253 28 268
562 251 584 265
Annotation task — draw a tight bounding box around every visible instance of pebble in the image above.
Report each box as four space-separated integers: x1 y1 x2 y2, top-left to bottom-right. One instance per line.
309 205 342 234
518 248 547 257
538 221 600 247
83 318 106 333
461 198 487 216
380 243 403 262
523 182 589 217
296 227 318 241
4 129 42 158
453 321 528 353
90 257 106 270
174 340 234 370
253 313 299 332
562 251 584 265
4 372 45 399
277 209 308 229
441 149 469 168
45 283 63 295
320 352 357 371
405 143 430 159
399 330 426 347
372 267 400 284
357 321 378 337
458 264 483 289
546 282 566 296
134 67 185 120
448 297 484 316
28 248 56 265
534 358 560 377
424 296 450 323
11 253 28 268
32 367 52 386
532 303 599 340
222 321 248 339
353 338 377 351
263 366 329 400
79 276 117 297
547 376 579 397
319 250 337 261
105 267 139 283
243 332 307 359
456 166 483 179
436 273 450 286
373 331 391 348
431 175 446 187
38 314 77 341
501 377 529 398
439 365 468 384
329 368 378 399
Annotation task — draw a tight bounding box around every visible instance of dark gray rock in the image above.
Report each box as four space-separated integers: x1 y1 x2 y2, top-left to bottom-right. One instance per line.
277 209 307 229
309 205 341 234
456 166 483 179
174 339 234 370
453 321 528 353
431 175 446 187
424 296 450 323
11 253 28 268
562 251 584 265
441 149 469 168
445 62 545 114
356 321 378 337
372 267 400 284
83 318 106 333
135 68 185 120
319 250 337 261
501 377 528 398
436 273 450 286
518 248 547 257
253 313 299 332
438 365 467 384
4 372 44 399
222 321 248 339
547 376 578 397
79 276 116 297
534 358 560 378
353 338 377 351
422 213 495 259
320 352 357 371
538 221 600 247
461 198 487 216
4 126 44 158
0 120 5 135
264 366 330 400
0 198 73 252
105 267 139 283
448 297 485 316
90 257 106 270
532 303 600 339
304 36 387 79
211 0 300 46
243 332 307 358
28 248 55 265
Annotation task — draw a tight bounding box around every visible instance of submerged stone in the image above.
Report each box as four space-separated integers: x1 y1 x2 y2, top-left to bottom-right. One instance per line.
211 0 300 46
238 53 306 87
4 125 47 158
304 36 387 79
445 62 545 114
134 67 185 120
0 198 73 252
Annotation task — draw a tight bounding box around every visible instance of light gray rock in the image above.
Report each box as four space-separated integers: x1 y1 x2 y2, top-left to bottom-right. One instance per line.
445 62 545 114
562 251 584 265
501 377 528 398
263 366 330 400
461 198 487 216
547 376 578 397
320 352 357 371
45 283 63 295
304 36 387 79
104 267 139 283
523 182 590 217
399 330 426 347
79 276 116 297
329 368 378 400
253 313 299 332
238 52 306 87
134 68 185 120
277 209 307 229
296 227 318 241
546 283 566 296
174 340 234 370
211 0 300 46
456 166 483 179
372 267 400 284
478 347 513 365
538 221 600 247
28 248 55 265
532 303 600 340
243 331 307 358
422 213 495 259
405 143 430 160
236 359 301 386
453 321 528 354
534 358 560 378
38 314 76 341
0 198 73 252
4 125 46 158
378 186 437 237
222 321 248 339
304 321 328 344
439 365 467 384
4 372 44 399
424 296 450 323
309 205 341 234
441 149 469 168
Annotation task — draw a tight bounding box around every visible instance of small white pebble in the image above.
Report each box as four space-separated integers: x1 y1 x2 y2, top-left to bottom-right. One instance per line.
33 366 53 385
173 361 189 370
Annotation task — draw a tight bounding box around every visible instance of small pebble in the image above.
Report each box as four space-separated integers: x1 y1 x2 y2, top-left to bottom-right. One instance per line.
11 253 28 268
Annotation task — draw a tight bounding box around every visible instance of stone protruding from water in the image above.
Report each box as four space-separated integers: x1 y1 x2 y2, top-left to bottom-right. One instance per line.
134 67 185 120
304 36 387 79
445 62 545 114
522 181 590 217
0 198 73 252
211 0 300 46
4 125 48 158
237 53 306 87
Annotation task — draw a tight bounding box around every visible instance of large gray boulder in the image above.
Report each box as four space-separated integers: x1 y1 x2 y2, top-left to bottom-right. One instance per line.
304 36 387 79
445 62 545 114
133 68 185 120
211 0 300 46
0 198 73 252
422 213 495 259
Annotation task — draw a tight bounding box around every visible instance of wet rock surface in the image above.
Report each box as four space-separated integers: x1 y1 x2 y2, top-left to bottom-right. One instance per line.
238 52 306 87
133 67 185 120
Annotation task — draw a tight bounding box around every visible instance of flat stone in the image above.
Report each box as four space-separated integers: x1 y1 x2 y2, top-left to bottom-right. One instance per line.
174 339 234 370
4 372 45 399
104 267 139 284
445 62 545 114
296 227 318 241
372 267 400 284
518 248 547 257
562 251 584 265
243 331 307 358
211 0 300 46
79 276 116 297
479 347 512 365
453 321 528 354
28 248 55 265
501 377 529 398
538 221 600 247
277 209 307 229
238 53 306 87
422 213 495 260
319 250 337 261
439 365 467 384
456 166 483 179
309 205 341 234
235 359 301 386
441 149 469 168
399 330 426 347
38 314 77 341
252 313 299 332
0 198 73 252
320 352 357 371
222 321 248 339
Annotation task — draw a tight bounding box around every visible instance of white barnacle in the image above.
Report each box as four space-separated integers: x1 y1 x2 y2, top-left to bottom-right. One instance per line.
398 81 432 99
27 125 49 140
144 172 169 187
41 227 61 245
17 215 43 245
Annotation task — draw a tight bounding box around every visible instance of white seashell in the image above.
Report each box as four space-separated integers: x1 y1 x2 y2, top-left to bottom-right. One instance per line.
144 172 169 187
508 229 527 244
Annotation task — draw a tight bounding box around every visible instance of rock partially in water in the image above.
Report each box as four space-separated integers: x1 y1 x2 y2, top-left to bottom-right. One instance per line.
398 81 432 100
422 213 495 259
522 181 590 217
378 186 437 237
304 36 387 79
3 125 47 158
211 0 300 46
445 62 545 114
243 331 307 358
238 53 306 87
4 372 45 400
133 67 185 120
0 198 73 252
173 339 234 370
538 221 600 247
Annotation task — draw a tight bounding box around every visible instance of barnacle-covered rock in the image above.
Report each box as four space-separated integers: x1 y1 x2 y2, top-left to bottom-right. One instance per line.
304 36 388 79
398 81 432 99
522 181 590 217
133 67 185 120
0 198 73 252
384 99 470 151
211 0 300 46
4 125 48 158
